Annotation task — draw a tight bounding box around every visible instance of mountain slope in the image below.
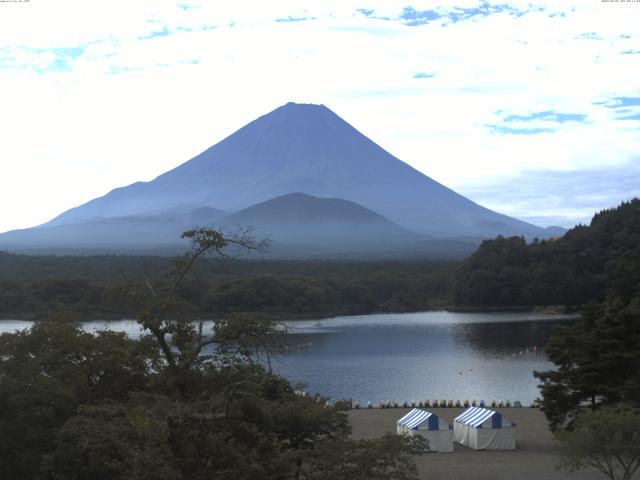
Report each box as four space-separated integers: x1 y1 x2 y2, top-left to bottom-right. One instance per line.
0 207 225 252
44 102 551 239
0 193 480 258
217 192 422 252
221 192 418 238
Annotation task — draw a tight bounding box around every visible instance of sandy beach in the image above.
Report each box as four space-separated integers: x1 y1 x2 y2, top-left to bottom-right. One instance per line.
348 407 605 480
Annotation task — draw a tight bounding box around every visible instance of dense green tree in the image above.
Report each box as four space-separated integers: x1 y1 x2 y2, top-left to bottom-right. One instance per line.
0 322 154 479
451 198 640 308
0 260 455 320
47 401 182 480
534 295 640 430
303 434 427 480
556 404 640 480
0 228 426 480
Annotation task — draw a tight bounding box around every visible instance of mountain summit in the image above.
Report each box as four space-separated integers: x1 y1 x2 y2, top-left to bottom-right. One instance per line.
220 192 420 244
42 102 551 240
43 103 546 238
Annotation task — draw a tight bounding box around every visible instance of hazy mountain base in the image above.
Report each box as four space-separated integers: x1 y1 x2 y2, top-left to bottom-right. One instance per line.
0 194 481 259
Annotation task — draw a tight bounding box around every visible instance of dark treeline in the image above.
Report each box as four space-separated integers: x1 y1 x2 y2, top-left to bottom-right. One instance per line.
0 251 175 282
5 198 638 320
527 202 640 439
446 199 640 443
0 255 457 320
451 199 640 308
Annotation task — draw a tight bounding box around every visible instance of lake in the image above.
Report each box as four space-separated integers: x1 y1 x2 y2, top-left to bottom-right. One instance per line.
278 311 574 405
0 311 575 404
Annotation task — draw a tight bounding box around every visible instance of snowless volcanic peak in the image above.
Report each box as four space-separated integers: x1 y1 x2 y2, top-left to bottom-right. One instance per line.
43 102 549 239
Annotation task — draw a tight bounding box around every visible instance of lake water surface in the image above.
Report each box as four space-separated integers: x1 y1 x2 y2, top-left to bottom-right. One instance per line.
278 311 575 405
0 311 575 404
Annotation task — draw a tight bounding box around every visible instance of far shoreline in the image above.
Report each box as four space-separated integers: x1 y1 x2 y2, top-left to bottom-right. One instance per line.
0 304 580 323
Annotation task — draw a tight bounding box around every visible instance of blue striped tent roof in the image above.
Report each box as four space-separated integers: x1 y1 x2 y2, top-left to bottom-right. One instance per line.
454 407 500 428
397 409 435 430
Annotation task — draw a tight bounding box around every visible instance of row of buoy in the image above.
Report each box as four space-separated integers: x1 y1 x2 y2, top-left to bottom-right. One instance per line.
351 399 541 409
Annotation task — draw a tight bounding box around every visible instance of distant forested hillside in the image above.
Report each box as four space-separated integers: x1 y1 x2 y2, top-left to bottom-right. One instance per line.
0 254 456 320
451 199 640 307
6 198 637 318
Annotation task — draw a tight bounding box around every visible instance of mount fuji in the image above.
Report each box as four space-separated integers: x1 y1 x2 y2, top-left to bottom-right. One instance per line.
0 102 561 257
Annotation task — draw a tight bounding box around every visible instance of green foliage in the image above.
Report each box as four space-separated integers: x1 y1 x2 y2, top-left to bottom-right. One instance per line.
303 433 427 480
535 295 640 431
0 322 154 479
213 313 285 368
556 404 640 480
451 199 640 307
0 228 426 480
47 402 181 480
0 258 455 320
520 200 640 438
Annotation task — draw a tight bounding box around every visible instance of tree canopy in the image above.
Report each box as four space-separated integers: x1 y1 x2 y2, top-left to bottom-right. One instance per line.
0 256 455 321
556 404 640 480
0 228 426 480
451 199 640 308
534 295 640 430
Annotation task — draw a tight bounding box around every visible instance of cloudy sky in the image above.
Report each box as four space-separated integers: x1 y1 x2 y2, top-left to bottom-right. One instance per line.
1 0 639 233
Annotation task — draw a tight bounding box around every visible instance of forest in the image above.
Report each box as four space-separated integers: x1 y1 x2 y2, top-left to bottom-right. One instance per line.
1 202 640 479
444 200 640 478
2 199 640 320
0 229 427 480
0 254 455 320
450 199 640 308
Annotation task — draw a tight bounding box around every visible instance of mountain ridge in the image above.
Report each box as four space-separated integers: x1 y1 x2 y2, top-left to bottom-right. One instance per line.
42 102 553 239
219 192 423 247
0 102 566 257
0 192 481 258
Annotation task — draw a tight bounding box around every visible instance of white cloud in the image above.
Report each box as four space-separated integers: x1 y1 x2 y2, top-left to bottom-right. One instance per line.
0 0 639 232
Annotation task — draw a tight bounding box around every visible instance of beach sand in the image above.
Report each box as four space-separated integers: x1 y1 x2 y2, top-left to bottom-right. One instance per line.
348 407 604 480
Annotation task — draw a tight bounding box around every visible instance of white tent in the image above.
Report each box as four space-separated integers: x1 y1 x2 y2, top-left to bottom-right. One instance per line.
396 408 454 452
453 407 516 450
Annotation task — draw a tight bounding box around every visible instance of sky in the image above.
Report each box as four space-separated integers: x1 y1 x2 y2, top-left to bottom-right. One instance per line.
1 0 639 233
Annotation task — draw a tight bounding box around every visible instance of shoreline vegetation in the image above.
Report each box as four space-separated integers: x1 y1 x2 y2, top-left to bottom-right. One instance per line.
0 253 577 321
2 199 637 321
451 200 640 309
0 228 432 480
1 199 638 479
0 254 456 321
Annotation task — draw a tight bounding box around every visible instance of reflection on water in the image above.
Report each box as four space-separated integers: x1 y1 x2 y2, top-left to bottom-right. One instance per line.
0 312 575 404
276 312 576 404
452 320 557 357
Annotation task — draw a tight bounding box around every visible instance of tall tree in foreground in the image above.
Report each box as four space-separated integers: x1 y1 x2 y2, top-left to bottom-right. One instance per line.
304 434 426 480
0 321 158 480
533 201 640 431
556 404 640 480
534 295 640 431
